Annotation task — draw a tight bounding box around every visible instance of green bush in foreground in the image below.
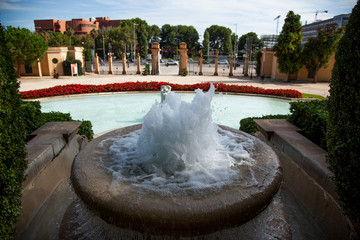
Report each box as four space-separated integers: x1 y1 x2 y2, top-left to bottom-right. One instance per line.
21 101 93 141
239 114 290 134
288 100 328 150
0 26 27 239
327 0 360 227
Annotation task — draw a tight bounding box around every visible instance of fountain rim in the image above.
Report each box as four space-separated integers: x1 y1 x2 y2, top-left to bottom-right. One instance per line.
71 124 282 236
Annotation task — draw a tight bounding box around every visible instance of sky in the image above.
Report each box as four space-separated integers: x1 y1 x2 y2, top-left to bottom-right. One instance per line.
0 0 357 40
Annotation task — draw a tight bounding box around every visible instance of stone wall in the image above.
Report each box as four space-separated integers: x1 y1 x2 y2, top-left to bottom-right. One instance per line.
254 119 355 239
15 122 87 238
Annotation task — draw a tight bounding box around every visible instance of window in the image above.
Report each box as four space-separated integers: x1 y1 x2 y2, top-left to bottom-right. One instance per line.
25 64 32 74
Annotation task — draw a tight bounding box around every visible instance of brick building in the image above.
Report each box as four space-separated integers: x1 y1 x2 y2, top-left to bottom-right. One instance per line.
34 17 123 39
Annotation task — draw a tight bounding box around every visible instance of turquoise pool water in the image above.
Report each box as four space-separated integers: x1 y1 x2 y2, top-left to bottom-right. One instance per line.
39 92 291 134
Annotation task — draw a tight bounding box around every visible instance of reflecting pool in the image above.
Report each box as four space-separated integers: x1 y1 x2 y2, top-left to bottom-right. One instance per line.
39 92 291 134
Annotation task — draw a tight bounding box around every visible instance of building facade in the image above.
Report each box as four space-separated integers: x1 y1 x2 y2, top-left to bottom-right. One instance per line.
18 47 84 77
302 14 350 44
34 17 123 39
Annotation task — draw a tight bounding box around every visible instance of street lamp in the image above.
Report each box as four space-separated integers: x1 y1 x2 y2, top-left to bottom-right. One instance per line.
133 23 137 59
233 24 237 70
102 35 105 61
274 15 281 36
315 10 328 21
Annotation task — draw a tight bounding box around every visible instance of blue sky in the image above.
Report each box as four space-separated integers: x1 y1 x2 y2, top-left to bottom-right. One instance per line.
0 0 356 39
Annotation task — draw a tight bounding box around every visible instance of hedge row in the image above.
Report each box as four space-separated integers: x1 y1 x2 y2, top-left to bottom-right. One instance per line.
240 100 327 151
0 26 27 239
288 100 328 150
22 101 94 141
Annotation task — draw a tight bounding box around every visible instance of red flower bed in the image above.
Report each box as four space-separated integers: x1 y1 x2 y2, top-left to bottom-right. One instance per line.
20 81 302 99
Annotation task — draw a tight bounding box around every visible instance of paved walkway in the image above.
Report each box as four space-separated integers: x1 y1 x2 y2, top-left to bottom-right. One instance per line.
18 74 330 97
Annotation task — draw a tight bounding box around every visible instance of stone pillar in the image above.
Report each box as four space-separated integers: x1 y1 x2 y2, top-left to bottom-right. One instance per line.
36 59 42 77
108 53 113 74
244 54 249 76
122 53 127 75
95 53 99 74
199 53 203 76
214 53 218 76
150 42 161 75
178 42 188 75
229 54 234 76
136 53 141 74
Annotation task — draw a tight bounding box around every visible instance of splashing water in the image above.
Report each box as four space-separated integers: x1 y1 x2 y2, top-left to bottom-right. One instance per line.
98 84 256 196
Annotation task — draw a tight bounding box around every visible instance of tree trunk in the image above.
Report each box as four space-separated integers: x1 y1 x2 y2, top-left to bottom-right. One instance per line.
287 72 291 82
313 64 319 83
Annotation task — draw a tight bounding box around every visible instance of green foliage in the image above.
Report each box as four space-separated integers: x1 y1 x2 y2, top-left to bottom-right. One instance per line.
202 30 210 57
180 68 188 76
5 26 48 66
62 55 83 76
46 32 70 47
0 26 27 239
240 114 290 134
302 24 344 81
288 100 328 150
205 25 233 55
273 11 303 79
327 0 360 225
20 101 42 139
238 32 264 53
21 101 94 141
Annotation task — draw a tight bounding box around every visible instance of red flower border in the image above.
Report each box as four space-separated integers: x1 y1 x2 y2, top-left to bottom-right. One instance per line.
20 81 302 99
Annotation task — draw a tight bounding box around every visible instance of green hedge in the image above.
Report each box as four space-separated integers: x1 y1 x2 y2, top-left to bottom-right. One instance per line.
62 55 83 76
0 26 27 239
21 101 93 141
327 0 360 226
288 100 327 150
239 114 290 134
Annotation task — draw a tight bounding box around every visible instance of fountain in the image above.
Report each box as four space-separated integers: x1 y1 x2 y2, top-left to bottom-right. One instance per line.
62 84 289 239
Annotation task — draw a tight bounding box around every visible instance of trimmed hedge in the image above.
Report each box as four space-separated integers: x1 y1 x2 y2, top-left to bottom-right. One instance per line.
62 55 83 76
21 101 94 141
327 0 360 227
240 114 290 134
288 100 328 150
0 26 27 239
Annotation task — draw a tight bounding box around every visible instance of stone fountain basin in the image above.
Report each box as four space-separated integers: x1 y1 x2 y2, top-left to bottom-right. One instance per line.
71 124 282 237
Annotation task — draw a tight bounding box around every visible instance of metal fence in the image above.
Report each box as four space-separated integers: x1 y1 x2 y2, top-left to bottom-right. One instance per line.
85 58 257 77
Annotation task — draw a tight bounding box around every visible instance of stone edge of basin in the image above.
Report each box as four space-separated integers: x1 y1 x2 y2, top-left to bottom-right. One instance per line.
253 119 336 200
23 121 83 188
71 124 283 237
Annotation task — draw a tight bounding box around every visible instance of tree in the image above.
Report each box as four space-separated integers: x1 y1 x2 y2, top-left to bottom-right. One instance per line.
327 0 360 231
273 11 303 81
106 25 132 57
301 23 344 82
0 25 27 239
238 32 264 53
160 24 178 58
5 26 47 73
205 25 233 55
202 30 210 57
45 32 69 47
149 25 161 43
64 26 74 46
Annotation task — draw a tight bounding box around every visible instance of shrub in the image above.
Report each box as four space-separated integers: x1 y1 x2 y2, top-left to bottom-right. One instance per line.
180 68 188 76
62 55 83 76
327 0 360 227
288 100 328 150
240 114 290 134
0 26 27 239
21 101 94 141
